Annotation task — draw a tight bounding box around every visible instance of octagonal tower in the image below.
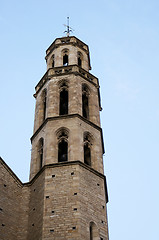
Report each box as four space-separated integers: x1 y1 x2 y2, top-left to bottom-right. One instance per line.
29 36 109 240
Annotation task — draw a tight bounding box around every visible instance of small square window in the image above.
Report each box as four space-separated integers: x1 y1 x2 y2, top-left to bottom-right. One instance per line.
52 175 55 178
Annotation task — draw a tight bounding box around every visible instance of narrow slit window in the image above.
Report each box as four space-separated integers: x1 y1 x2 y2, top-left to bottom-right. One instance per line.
89 222 99 240
78 57 82 67
57 128 69 163
78 52 82 67
52 55 55 68
60 88 68 115
90 225 93 240
82 85 89 119
42 89 47 121
84 143 91 166
38 138 44 169
84 133 92 167
58 139 68 162
63 54 68 66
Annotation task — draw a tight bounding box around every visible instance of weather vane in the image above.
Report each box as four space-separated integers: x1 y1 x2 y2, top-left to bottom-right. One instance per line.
63 17 74 37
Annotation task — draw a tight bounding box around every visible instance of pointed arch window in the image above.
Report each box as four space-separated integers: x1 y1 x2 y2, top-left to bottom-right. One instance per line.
42 89 47 121
84 132 92 166
59 82 68 115
89 222 99 240
57 129 69 162
52 54 55 68
82 84 89 119
63 49 69 66
77 52 82 67
38 138 44 169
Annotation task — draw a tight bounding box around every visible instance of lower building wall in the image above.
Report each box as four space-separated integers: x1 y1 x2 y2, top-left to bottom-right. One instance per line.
0 158 29 240
0 158 109 240
42 162 108 240
26 170 45 240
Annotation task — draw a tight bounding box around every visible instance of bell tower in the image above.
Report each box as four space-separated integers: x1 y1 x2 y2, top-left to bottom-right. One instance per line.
29 36 109 240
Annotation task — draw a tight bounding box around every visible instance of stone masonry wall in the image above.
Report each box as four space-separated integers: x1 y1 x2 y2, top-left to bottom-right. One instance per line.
0 158 29 240
26 170 45 240
41 162 108 239
0 158 108 240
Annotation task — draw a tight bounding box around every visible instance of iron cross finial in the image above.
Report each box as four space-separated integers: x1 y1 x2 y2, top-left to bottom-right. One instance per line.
63 17 74 37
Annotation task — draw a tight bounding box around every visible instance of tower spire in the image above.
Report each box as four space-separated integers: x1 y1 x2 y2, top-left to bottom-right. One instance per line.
64 17 74 37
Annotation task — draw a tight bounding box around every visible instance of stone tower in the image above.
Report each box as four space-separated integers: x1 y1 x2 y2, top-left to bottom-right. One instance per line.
0 35 109 240
29 35 109 239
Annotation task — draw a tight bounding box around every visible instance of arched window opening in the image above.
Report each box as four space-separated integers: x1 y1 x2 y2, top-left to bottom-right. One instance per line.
90 225 93 240
78 52 82 67
84 143 91 166
38 138 44 169
42 89 47 121
52 54 55 68
59 82 68 115
82 85 89 119
62 49 69 66
78 57 82 67
57 129 69 162
84 133 92 166
89 222 99 240
63 54 68 66
58 139 68 162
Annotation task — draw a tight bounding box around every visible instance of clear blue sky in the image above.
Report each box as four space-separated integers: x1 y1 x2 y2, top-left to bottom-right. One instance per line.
0 1 159 239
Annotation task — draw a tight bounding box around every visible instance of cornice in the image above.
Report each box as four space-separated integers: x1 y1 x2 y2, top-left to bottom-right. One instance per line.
30 114 105 154
34 65 99 96
26 160 109 203
46 36 89 57
0 157 108 203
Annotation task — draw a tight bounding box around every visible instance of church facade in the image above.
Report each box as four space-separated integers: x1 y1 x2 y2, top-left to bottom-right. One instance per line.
0 36 109 240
